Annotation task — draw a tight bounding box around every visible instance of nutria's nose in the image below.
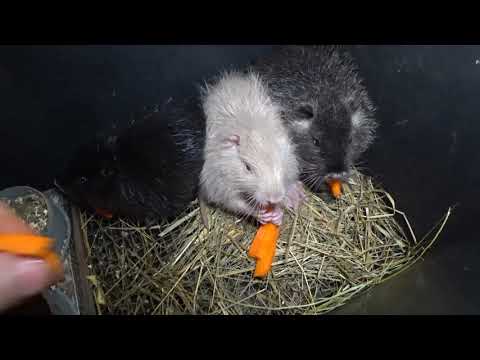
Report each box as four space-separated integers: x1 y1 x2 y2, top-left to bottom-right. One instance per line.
266 194 284 205
327 162 349 175
325 170 350 182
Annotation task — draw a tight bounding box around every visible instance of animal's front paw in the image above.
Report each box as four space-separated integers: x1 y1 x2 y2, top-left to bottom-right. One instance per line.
285 181 306 211
258 205 284 226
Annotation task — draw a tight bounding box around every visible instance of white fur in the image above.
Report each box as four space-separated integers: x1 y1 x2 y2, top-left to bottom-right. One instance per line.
351 110 366 128
199 71 300 221
292 119 312 132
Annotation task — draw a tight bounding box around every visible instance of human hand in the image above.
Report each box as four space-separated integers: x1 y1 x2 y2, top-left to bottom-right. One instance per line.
0 202 63 312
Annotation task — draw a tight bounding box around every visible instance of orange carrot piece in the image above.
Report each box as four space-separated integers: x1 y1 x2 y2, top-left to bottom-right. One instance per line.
0 234 53 257
248 223 273 258
43 251 63 275
0 234 62 274
328 179 342 199
248 222 280 278
95 208 113 219
254 257 275 278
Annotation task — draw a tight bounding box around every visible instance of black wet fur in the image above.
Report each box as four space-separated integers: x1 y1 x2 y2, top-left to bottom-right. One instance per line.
56 97 206 222
252 45 377 193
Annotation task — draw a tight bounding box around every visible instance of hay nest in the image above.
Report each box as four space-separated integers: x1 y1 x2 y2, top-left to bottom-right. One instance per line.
81 171 450 315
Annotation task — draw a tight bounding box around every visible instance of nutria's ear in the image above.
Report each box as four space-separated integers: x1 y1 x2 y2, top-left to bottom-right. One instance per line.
351 110 366 128
224 134 240 147
295 104 314 119
292 104 314 132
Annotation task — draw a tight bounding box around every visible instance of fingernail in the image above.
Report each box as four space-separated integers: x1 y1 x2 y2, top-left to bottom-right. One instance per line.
15 260 52 296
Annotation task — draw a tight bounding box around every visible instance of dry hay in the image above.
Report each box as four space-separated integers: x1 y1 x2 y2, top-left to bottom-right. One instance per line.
81 171 450 315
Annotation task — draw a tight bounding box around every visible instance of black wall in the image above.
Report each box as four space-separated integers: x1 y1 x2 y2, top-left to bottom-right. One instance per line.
1 45 479 314
340 45 480 314
0 45 277 190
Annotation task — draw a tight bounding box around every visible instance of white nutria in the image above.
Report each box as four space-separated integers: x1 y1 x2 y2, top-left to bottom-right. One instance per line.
199 70 305 226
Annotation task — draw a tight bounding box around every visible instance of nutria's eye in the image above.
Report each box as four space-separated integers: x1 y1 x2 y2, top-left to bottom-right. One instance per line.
296 105 314 119
313 138 320 147
243 160 253 172
100 168 111 177
79 177 88 184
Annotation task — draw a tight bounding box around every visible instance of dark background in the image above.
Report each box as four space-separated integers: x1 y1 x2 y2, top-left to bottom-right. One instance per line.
1 45 478 314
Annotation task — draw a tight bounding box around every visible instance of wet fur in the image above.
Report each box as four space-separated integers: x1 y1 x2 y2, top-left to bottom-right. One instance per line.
57 97 206 221
199 70 299 220
252 45 377 193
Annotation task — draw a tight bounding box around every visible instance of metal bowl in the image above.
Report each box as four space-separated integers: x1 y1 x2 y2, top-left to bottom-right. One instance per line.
0 186 71 258
0 186 76 314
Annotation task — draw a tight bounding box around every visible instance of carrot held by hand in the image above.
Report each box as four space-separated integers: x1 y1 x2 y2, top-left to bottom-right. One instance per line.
42 251 63 275
0 234 62 275
0 234 52 256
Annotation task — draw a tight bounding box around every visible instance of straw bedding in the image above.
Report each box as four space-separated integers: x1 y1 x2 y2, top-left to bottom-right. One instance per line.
81 170 450 315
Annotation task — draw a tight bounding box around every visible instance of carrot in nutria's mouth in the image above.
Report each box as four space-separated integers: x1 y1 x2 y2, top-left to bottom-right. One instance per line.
328 179 343 199
95 208 113 219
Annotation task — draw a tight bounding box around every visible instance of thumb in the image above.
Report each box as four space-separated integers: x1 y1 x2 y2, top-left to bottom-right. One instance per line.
0 253 57 311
